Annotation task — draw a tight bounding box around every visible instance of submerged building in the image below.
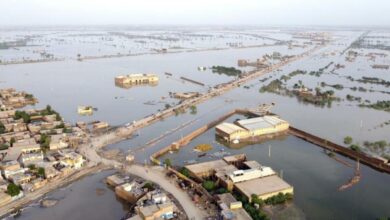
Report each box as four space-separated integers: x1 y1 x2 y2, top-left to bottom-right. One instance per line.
215 116 289 142
115 74 159 88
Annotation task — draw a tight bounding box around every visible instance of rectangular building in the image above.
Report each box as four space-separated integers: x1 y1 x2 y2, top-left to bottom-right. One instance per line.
235 175 294 202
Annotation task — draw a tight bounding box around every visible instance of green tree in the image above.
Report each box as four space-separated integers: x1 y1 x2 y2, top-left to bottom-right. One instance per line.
46 105 52 113
251 194 264 207
28 164 36 170
350 144 361 152
344 136 353 145
179 167 190 177
163 158 172 167
7 183 20 196
143 182 154 191
202 180 216 191
10 137 16 147
37 167 45 178
190 105 197 115
40 134 51 149
215 188 228 194
14 111 31 123
0 121 6 134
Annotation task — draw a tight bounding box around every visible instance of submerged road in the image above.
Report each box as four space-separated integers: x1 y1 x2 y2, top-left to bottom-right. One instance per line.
0 43 328 219
76 43 328 219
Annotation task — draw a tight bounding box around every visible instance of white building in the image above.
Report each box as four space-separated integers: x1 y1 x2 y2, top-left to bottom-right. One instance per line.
228 167 276 183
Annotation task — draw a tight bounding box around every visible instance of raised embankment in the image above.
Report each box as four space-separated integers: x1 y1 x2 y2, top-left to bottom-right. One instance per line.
288 126 390 174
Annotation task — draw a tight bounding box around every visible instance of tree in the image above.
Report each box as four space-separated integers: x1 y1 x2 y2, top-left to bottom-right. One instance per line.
10 137 16 147
179 167 190 177
202 180 216 191
164 104 171 109
163 158 172 167
350 144 361 152
14 111 31 123
143 182 154 191
7 183 20 196
251 194 264 207
28 164 36 170
55 113 61 121
40 134 51 149
190 105 197 115
344 136 353 145
0 121 6 134
38 167 45 177
46 105 52 113
216 188 228 194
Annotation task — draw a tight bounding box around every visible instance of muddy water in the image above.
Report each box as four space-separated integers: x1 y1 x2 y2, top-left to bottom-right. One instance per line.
8 170 127 220
1 30 390 220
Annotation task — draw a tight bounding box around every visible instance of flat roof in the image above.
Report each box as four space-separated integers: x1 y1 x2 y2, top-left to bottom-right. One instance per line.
185 159 228 175
4 144 41 161
139 204 159 217
236 116 287 131
217 193 237 206
235 175 293 198
223 154 246 163
216 122 246 135
244 160 262 169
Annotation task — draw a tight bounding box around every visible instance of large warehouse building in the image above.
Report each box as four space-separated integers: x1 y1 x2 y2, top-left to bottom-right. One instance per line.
215 116 289 142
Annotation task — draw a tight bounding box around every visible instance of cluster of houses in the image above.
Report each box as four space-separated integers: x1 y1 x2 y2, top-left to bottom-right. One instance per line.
0 89 88 206
0 88 38 110
106 174 178 220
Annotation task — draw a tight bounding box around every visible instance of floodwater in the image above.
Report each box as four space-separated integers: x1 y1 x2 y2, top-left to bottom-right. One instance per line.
1 29 390 220
159 114 390 220
5 170 127 220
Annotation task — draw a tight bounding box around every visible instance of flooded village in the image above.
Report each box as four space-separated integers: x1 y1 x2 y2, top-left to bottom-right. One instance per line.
0 26 390 220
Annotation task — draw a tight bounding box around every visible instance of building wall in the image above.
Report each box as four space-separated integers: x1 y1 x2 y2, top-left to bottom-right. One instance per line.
257 187 294 201
219 121 289 142
237 186 294 202
250 123 289 137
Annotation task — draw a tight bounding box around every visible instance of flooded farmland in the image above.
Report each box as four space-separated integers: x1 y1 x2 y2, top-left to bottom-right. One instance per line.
1 27 390 220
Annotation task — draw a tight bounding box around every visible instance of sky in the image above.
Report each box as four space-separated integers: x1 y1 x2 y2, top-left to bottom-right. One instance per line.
1 0 389 26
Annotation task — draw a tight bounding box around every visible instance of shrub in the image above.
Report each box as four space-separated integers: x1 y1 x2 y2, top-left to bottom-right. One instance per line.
344 136 353 145
350 144 360 152
202 180 216 191
179 167 190 177
163 158 172 167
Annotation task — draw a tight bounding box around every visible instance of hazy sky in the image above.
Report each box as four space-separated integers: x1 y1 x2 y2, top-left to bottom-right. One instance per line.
1 0 389 26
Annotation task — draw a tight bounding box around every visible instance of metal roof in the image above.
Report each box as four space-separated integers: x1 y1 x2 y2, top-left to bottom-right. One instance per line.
216 122 246 135
236 116 287 131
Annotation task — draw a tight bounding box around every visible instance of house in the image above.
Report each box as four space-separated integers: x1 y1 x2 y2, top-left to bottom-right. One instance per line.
49 134 69 150
217 193 252 220
0 160 27 179
18 152 44 166
92 121 109 131
59 151 85 169
136 203 174 220
9 173 33 185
